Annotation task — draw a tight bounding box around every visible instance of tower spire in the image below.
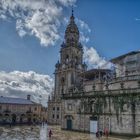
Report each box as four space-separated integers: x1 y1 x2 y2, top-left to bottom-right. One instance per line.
72 5 74 17
64 6 79 47
70 5 75 23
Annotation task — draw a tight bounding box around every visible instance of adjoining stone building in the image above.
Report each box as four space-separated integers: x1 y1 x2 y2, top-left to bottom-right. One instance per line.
48 10 140 135
61 51 140 135
0 95 43 124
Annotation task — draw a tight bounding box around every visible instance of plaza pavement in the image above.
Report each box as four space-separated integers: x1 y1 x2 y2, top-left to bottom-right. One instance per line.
0 124 139 140
48 125 140 140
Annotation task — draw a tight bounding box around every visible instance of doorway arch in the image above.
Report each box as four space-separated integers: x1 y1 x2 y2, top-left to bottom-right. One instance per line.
12 114 16 124
90 115 98 133
67 119 72 130
65 115 74 130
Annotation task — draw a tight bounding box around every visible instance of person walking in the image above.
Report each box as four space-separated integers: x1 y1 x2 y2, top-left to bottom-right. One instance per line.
104 127 109 139
49 129 53 139
96 130 101 140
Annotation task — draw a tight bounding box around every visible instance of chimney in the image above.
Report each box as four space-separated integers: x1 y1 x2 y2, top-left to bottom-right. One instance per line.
27 95 31 100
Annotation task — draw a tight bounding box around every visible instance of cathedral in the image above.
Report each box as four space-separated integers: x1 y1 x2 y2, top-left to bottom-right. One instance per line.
48 10 140 136
47 9 86 125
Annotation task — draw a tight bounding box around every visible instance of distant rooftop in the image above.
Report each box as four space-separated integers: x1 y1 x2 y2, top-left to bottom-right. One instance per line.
111 51 140 63
0 96 35 105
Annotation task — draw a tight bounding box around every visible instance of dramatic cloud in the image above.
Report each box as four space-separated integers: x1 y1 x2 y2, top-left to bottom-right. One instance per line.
0 0 111 69
0 71 54 107
83 46 112 69
73 18 111 68
0 0 77 47
75 19 112 69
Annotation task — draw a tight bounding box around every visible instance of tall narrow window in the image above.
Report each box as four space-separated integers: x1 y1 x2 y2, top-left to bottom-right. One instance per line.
61 88 64 94
66 55 69 63
61 77 65 85
75 56 78 64
71 73 74 84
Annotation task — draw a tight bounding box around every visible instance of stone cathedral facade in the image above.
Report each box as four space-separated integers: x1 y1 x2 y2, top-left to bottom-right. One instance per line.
48 10 140 136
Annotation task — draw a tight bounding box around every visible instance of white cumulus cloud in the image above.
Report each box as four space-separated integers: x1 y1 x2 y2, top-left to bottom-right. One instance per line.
74 19 111 69
0 71 54 107
75 18 91 43
0 0 112 70
83 46 112 69
80 32 90 43
0 0 77 47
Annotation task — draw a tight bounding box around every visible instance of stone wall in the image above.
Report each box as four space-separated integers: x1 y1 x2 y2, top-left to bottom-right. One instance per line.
61 87 140 135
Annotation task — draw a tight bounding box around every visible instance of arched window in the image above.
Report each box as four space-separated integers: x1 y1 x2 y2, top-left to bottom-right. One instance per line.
71 73 74 84
66 55 69 63
61 77 65 84
75 56 78 63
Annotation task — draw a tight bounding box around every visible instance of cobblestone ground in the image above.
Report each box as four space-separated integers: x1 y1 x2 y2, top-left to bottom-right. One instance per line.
0 124 139 140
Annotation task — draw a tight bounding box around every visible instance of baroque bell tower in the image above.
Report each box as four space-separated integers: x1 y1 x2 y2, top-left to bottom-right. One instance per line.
54 9 86 100
48 9 86 125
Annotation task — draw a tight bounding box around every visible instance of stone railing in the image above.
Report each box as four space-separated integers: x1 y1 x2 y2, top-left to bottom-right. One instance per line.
62 88 140 99
110 74 140 83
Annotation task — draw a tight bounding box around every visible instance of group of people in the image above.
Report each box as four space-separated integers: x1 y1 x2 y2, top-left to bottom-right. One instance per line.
96 128 109 139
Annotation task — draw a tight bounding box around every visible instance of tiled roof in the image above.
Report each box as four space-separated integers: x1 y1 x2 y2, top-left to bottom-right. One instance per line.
0 96 34 105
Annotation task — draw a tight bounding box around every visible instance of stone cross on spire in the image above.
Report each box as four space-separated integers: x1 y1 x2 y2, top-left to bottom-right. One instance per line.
72 5 74 16
70 5 75 23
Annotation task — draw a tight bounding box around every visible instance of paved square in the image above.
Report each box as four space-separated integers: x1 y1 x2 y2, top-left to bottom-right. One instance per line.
0 124 139 140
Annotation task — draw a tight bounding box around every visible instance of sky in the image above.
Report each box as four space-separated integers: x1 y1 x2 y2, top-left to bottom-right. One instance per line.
0 0 140 105
0 0 139 75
